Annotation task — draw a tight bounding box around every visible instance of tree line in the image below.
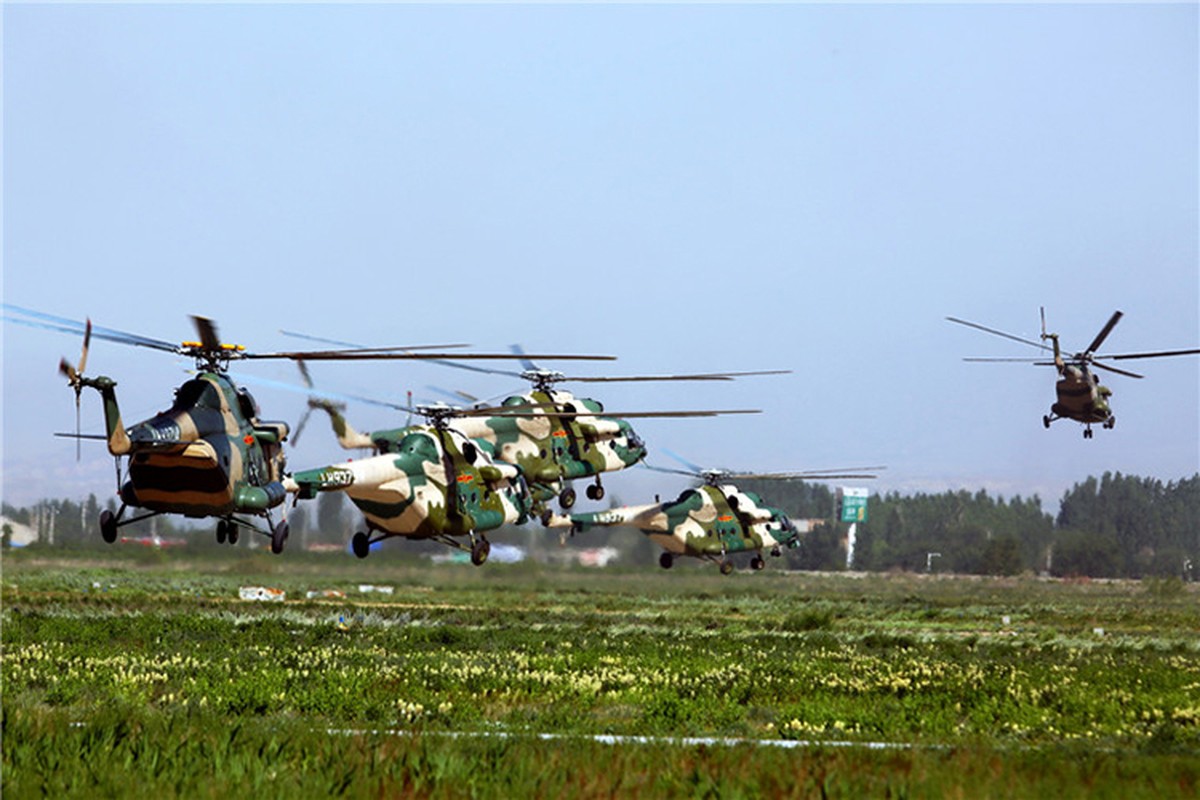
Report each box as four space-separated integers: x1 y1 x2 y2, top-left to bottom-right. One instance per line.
4 472 1197 579
736 472 1197 579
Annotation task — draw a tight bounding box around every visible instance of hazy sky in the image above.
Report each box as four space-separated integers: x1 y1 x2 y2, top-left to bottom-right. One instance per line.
4 2 1197 516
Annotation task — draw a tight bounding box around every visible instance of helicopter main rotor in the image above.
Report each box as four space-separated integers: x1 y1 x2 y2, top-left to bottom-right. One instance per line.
947 309 1200 380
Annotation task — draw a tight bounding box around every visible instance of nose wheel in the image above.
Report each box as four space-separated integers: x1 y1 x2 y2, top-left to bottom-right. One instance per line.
558 486 577 509
470 535 491 566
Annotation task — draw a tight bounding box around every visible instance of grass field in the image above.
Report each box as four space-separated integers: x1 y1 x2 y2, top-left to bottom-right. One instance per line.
3 548 1198 797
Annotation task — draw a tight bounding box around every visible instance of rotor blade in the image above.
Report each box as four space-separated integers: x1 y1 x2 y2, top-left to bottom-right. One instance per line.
729 470 883 481
1101 348 1200 361
426 385 481 405
278 330 470 351
660 448 706 474
1083 311 1123 356
191 316 222 352
230 371 412 411
570 370 791 383
297 359 314 389
963 357 1048 363
510 343 541 372
292 406 314 447
3 304 180 353
59 358 77 382
245 349 615 362
54 432 108 440
642 464 703 478
553 409 761 419
945 316 1052 353
1089 360 1144 380
77 319 92 376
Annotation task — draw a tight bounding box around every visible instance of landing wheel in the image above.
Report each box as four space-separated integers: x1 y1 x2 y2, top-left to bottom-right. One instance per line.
99 510 118 544
659 552 674 570
1083 428 1093 439
227 524 239 545
559 487 577 510
719 560 735 576
1042 415 1051 429
1105 416 1116 429
751 556 765 571
270 520 289 555
471 538 491 566
586 483 605 501
216 519 227 545
352 532 370 559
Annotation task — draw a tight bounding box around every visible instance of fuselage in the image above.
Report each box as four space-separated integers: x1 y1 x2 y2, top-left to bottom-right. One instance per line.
562 484 798 559
106 374 289 517
288 425 531 539
1052 366 1112 423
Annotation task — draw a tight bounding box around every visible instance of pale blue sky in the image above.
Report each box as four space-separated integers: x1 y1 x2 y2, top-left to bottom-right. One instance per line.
4 3 1197 514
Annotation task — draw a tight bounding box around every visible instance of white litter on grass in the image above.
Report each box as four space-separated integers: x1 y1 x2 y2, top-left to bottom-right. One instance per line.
357 584 395 595
239 586 286 602
306 590 347 599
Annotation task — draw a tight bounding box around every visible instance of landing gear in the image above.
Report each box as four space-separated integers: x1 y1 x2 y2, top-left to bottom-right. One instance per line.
352 531 370 559
270 519 289 555
99 509 119 544
719 560 735 576
470 537 491 566
750 555 765 571
558 487 577 510
585 480 605 501
1083 427 1093 439
1104 416 1116 430
659 552 674 570
1043 415 1051 429
216 519 240 545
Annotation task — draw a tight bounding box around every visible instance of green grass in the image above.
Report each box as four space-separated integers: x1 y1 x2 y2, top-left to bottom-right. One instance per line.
3 549 1199 797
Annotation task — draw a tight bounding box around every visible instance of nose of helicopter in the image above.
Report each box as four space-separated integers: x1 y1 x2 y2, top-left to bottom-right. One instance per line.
127 413 187 446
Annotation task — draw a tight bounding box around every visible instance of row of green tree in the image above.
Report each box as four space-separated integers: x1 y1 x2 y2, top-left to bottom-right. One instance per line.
4 472 1196 579
737 472 1196 579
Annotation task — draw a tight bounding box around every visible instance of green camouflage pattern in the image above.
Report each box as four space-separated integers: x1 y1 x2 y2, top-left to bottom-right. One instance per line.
547 483 799 574
312 388 647 508
286 424 532 562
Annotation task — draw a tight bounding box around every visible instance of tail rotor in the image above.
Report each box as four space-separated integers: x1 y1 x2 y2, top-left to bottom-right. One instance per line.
58 319 92 460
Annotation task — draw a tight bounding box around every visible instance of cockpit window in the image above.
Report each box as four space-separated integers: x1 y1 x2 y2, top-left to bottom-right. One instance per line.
397 431 439 461
236 388 259 419
173 379 222 412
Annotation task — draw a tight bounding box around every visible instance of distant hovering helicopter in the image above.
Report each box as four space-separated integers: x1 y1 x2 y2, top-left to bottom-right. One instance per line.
546 453 881 575
281 333 784 512
285 403 540 564
947 309 1200 438
3 304 609 552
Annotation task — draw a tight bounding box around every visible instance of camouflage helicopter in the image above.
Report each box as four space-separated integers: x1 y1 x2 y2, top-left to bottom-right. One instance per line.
546 453 881 575
282 332 784 511
284 402 543 564
948 309 1200 438
3 304 608 552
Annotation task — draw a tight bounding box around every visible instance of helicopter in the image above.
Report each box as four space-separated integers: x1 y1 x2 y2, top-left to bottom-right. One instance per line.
545 453 881 575
282 332 785 511
947 309 1200 438
3 304 611 551
284 403 541 564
